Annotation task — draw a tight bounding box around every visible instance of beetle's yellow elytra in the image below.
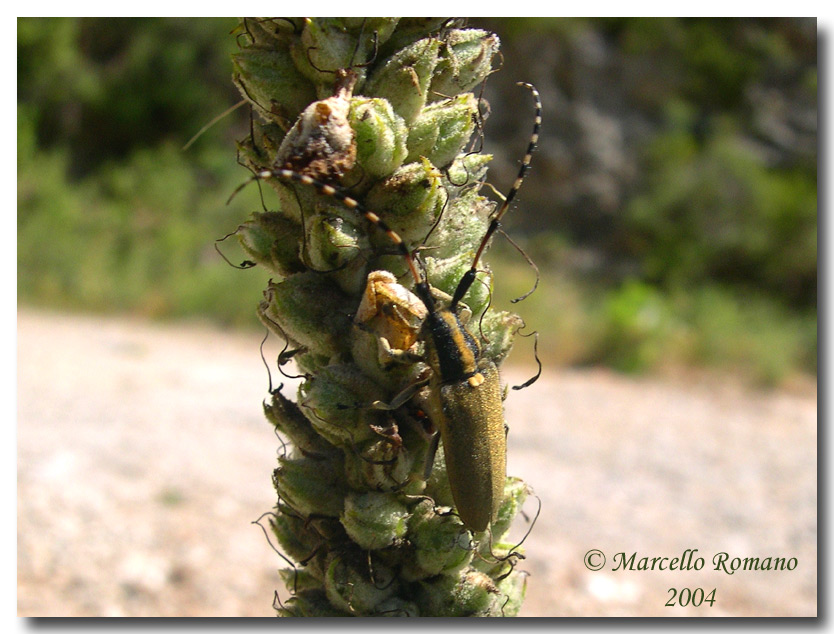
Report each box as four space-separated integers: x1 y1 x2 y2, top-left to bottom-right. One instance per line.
432 359 506 532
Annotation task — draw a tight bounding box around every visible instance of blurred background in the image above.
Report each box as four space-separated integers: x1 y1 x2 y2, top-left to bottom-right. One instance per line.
17 17 817 617
18 17 817 385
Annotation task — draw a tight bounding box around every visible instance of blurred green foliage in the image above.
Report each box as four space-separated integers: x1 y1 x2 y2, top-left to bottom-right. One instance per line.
18 17 272 326
627 110 816 305
488 17 816 384
17 17 817 384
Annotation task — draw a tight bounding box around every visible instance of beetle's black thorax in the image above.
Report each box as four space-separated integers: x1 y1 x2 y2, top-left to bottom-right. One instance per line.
423 308 480 385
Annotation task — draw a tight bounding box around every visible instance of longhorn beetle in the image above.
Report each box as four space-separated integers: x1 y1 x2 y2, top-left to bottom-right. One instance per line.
233 82 541 532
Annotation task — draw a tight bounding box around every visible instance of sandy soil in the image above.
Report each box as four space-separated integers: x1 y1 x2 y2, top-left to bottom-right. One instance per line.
17 308 817 617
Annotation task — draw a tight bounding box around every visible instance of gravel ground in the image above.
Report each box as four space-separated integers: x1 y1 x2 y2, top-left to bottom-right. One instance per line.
17 308 817 617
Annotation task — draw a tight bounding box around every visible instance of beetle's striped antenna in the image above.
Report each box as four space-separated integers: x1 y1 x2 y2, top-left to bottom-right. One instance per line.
228 168 438 312
450 82 541 310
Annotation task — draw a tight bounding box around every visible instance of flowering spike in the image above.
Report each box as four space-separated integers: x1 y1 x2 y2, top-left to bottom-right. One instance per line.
228 17 535 617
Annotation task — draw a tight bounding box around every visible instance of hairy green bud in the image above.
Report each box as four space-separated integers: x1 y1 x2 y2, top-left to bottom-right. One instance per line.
365 159 447 246
259 274 353 356
416 570 502 616
279 589 347 616
273 454 346 517
269 510 323 564
365 37 442 124
263 389 336 459
232 47 315 125
298 363 390 447
236 212 304 276
340 491 409 550
305 213 363 273
381 18 452 55
425 251 491 317
444 153 493 197
350 97 409 179
401 500 473 580
431 29 500 99
479 310 525 365
406 93 478 167
422 187 494 264
324 555 399 614
343 434 417 492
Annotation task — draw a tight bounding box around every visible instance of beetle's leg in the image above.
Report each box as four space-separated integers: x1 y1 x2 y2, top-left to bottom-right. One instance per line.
422 431 442 482
369 377 430 411
374 335 424 368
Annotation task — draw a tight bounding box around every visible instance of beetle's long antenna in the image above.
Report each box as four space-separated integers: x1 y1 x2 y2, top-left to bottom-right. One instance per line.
229 168 437 312
450 82 541 310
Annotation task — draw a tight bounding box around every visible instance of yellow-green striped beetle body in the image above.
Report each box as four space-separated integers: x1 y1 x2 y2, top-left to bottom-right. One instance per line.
423 330 505 532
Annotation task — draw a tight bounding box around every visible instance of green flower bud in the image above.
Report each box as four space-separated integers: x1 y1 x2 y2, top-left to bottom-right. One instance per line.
232 47 316 125
444 153 493 196
290 19 385 96
365 37 442 124
334 18 400 48
235 121 287 175
424 187 493 260
298 364 388 447
279 569 322 595
340 491 409 550
416 570 502 617
291 20 357 88
259 273 353 357
406 93 478 167
236 211 304 276
401 500 473 580
236 17 300 49
479 310 524 365
273 454 346 517
496 478 531 533
269 509 323 564
324 555 398 615
305 213 363 272
279 589 349 617
343 434 415 492
349 98 408 179
431 30 500 99
496 572 527 617
292 350 330 377
263 388 336 459
373 597 420 617
423 443 454 508
380 18 452 56
365 159 447 247
425 251 491 318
